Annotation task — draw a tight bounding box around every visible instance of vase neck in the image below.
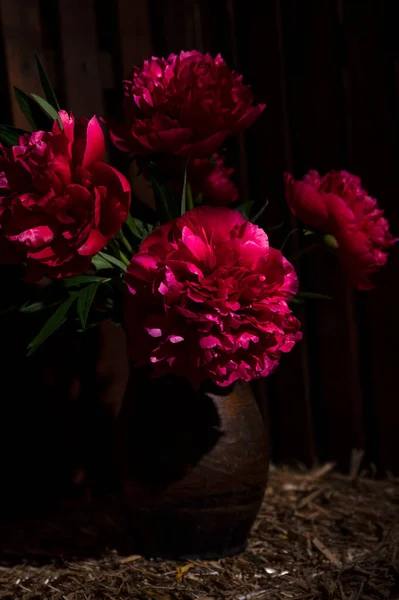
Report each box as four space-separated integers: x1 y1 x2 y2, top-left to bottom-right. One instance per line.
200 381 235 397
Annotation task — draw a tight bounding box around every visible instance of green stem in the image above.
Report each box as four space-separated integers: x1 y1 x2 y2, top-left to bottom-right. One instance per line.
290 242 321 262
280 228 299 252
119 229 133 255
119 250 130 267
109 240 130 267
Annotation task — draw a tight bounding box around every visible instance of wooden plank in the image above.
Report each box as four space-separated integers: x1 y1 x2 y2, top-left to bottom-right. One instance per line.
117 0 153 77
58 0 103 116
233 0 316 466
154 0 195 55
99 51 114 90
198 0 250 204
342 0 399 473
276 0 366 470
0 0 43 128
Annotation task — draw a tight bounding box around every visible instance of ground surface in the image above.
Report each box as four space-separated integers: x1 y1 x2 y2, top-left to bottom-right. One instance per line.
0 464 398 599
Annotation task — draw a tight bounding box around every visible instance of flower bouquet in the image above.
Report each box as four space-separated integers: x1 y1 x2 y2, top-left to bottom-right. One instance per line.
0 51 395 558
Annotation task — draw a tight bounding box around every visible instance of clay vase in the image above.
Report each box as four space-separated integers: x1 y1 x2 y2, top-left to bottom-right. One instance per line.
115 367 269 559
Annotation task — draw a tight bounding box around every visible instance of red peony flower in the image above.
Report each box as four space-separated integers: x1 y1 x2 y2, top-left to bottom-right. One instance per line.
110 50 265 157
0 111 131 280
124 206 301 388
155 153 239 206
284 170 397 290
188 155 239 206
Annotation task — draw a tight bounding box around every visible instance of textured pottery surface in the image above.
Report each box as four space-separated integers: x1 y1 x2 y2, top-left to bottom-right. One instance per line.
115 369 269 559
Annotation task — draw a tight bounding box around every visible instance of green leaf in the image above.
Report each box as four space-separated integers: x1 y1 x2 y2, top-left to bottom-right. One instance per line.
109 240 130 267
323 234 339 249
251 199 269 223
0 127 20 146
181 162 188 215
35 53 60 111
0 124 27 146
64 275 108 287
27 293 78 355
98 251 127 272
14 87 51 130
31 94 62 128
297 291 332 301
125 212 145 239
19 300 61 314
19 301 45 313
77 283 100 329
163 184 179 218
125 213 153 243
92 254 114 270
117 230 133 254
151 175 173 222
236 201 255 221
194 192 203 206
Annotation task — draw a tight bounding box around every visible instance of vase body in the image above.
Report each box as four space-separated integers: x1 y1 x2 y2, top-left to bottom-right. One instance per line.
115 368 269 559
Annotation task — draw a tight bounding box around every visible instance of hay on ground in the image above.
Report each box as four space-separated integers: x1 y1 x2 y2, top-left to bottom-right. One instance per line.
0 464 398 599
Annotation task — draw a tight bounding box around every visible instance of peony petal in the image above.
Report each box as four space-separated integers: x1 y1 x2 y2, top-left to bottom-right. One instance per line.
8 224 55 248
53 111 75 156
83 116 106 167
182 226 209 261
146 327 162 337
199 335 222 349
41 254 91 278
179 131 228 158
231 104 266 134
135 127 193 153
169 335 184 343
284 172 329 230
78 228 109 256
180 206 246 244
88 163 131 243
108 122 135 153
127 253 159 283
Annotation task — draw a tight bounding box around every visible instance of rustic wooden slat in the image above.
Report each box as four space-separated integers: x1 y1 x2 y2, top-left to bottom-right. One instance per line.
58 0 103 116
41 49 57 88
225 0 249 205
0 0 43 128
284 0 363 467
99 51 114 90
117 0 153 78
342 0 399 473
280 0 366 469
154 0 195 55
234 0 316 467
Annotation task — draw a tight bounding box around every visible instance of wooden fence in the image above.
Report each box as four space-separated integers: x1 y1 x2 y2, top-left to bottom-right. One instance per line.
0 0 398 473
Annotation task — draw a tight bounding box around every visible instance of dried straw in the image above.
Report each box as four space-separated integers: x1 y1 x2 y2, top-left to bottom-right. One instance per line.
0 464 398 599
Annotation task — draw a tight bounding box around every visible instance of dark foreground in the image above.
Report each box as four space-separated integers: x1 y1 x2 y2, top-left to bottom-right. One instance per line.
0 464 398 599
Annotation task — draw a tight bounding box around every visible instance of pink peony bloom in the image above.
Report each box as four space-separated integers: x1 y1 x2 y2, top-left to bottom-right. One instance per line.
0 111 131 280
110 50 265 157
124 206 301 388
285 170 397 290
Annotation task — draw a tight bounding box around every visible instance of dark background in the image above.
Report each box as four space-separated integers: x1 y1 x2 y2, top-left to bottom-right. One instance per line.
0 0 398 477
